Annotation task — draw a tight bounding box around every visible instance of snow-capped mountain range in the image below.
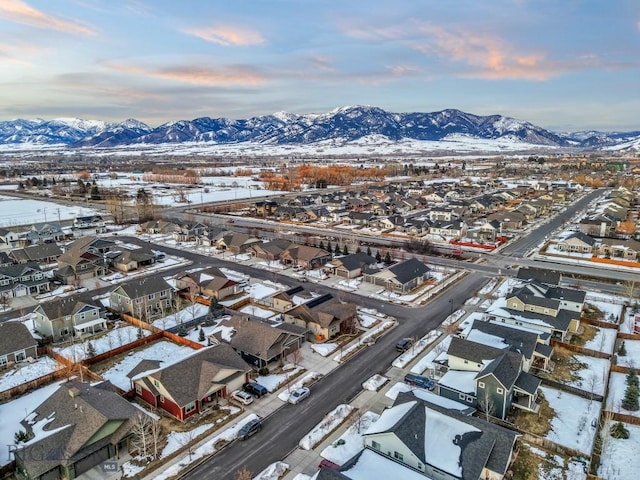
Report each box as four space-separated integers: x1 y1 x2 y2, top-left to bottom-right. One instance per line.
0 106 638 151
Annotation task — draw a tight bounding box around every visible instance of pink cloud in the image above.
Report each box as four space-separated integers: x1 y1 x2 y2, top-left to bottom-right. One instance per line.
108 62 265 86
183 25 265 46
0 0 96 36
414 23 555 80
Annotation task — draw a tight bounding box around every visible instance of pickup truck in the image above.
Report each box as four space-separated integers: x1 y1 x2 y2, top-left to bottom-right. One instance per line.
404 373 435 390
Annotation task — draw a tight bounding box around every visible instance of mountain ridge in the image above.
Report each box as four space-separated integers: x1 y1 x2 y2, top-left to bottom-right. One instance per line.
0 106 637 150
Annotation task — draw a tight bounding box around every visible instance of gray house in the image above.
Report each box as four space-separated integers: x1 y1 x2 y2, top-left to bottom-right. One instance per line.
363 258 431 293
32 296 105 343
0 322 38 368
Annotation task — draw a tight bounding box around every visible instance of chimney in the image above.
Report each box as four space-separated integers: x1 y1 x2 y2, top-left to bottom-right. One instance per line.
68 386 81 398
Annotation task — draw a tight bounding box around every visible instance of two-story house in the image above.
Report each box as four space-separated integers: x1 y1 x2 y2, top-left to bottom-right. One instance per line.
32 296 105 342
0 263 50 298
110 277 174 320
0 322 38 368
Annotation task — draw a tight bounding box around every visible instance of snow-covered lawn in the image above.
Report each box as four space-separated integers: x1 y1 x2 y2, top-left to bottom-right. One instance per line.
478 277 498 295
277 372 322 402
410 336 451 376
152 414 261 480
98 341 196 391
54 324 154 362
392 331 442 369
254 462 289 480
598 422 640 480
565 355 610 396
616 340 640 368
525 444 587 480
606 372 640 417
583 326 617 354
541 386 601 455
442 309 465 327
247 281 282 300
239 304 277 319
161 424 214 458
320 411 379 465
0 381 63 466
357 312 381 328
299 404 354 450
0 357 62 392
362 374 388 392
492 278 521 298
256 366 305 393
311 343 338 356
587 300 624 324
151 303 209 330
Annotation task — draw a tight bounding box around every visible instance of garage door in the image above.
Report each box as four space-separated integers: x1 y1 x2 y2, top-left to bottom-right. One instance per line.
73 444 112 477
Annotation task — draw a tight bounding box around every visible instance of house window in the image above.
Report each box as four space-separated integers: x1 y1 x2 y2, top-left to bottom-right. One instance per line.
417 463 423 470
497 387 504 394
371 441 380 451
393 451 403 462
15 351 26 362
0 356 7 366
135 384 142 394
459 393 466 400
148 294 155 300
160 395 165 404
153 380 159 388
478 381 485 388
160 291 167 298
136 298 143 304
185 402 196 413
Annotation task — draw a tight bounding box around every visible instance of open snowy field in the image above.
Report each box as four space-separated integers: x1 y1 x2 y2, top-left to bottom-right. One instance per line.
0 194 100 228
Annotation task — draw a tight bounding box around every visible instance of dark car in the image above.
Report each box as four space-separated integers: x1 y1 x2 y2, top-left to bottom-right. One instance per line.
237 418 262 441
243 382 268 398
396 337 413 352
318 459 340 470
404 373 435 390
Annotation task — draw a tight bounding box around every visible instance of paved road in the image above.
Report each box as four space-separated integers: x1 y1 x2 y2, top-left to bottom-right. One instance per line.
182 273 487 480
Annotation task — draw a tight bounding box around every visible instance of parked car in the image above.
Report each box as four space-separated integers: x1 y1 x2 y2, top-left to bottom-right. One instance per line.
237 418 262 440
395 337 413 352
231 390 254 406
404 373 435 390
288 386 310 404
318 459 340 470
243 382 268 398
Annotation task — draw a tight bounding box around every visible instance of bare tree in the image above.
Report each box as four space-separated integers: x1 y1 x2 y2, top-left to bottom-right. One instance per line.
177 428 199 462
131 413 153 460
478 388 495 421
624 279 637 304
234 467 252 480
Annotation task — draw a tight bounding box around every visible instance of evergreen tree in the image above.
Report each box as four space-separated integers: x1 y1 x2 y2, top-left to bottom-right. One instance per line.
366 246 372 256
610 421 630 439
356 246 362 254
619 340 627 356
137 327 143 339
198 327 205 342
627 369 638 388
334 243 340 255
342 244 349 255
86 341 96 358
319 240 325 251
326 241 332 253
384 251 392 265
622 370 639 411
375 251 382 263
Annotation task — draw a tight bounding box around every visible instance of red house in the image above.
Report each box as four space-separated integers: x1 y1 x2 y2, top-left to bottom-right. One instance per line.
129 344 252 421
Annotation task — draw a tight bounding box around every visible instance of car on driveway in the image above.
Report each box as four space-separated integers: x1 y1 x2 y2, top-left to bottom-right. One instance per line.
231 390 254 405
243 382 268 398
288 386 310 404
404 373 435 390
237 418 262 440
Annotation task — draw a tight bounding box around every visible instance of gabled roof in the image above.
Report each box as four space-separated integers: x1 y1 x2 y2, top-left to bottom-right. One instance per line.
17 381 143 478
516 267 560 286
333 252 377 271
387 258 430 285
514 371 541 395
141 344 251 407
0 262 42 279
0 321 37 356
447 337 503 364
467 320 539 361
565 231 596 246
112 276 173 299
34 294 99 319
476 352 522 390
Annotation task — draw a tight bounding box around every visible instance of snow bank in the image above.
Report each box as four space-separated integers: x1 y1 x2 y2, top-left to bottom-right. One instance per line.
299 404 354 450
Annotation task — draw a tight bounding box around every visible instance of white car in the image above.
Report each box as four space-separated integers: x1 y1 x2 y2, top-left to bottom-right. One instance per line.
231 390 254 406
288 387 310 404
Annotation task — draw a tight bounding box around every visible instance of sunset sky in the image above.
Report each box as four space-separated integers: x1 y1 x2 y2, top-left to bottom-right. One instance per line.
0 0 638 131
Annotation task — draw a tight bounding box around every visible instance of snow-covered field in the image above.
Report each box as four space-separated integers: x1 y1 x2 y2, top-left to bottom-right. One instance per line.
616 339 640 368
606 372 640 417
98 340 196 391
151 303 209 330
256 366 305 393
0 357 62 392
54 324 154 362
583 326 617 354
299 404 354 450
598 422 640 480
320 411 380 465
542 386 601 455
0 194 100 228
332 321 395 363
566 355 610 396
587 300 624 324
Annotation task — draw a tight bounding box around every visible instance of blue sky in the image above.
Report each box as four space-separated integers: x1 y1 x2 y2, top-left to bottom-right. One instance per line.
0 0 638 131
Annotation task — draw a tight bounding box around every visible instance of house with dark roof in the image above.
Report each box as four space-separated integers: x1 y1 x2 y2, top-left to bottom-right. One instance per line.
32 295 105 342
175 267 242 300
131 344 252 421
363 258 431 293
271 286 315 313
516 267 561 286
280 244 332 270
208 315 305 368
0 322 38 368
72 214 107 236
0 263 50 298
109 277 174 320
215 232 262 254
284 293 357 341
9 243 62 265
437 337 541 419
20 222 65 246
361 394 519 480
325 252 377 279
555 232 596 253
0 227 19 250
247 238 292 261
106 247 156 272
14 381 146 480
54 236 115 284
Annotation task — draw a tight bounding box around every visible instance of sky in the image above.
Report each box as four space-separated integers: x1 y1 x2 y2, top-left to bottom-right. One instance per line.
0 0 639 132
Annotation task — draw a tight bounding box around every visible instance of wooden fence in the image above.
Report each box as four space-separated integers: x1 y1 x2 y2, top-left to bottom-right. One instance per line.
581 317 619 329
550 339 611 360
521 432 588 460
0 368 68 402
616 332 639 341
82 331 164 366
609 411 640 426
610 364 632 375
539 377 604 402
